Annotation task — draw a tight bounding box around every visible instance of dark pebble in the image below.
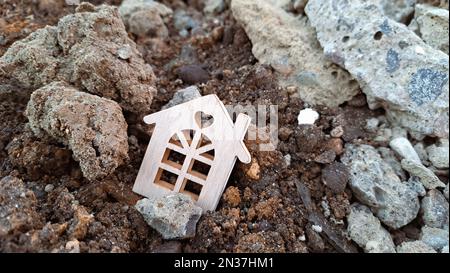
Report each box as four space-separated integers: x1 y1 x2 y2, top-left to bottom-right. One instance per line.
176 64 209 84
321 162 349 194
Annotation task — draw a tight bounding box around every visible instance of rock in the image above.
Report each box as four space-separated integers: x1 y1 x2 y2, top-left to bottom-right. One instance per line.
68 205 94 240
162 86 201 110
426 143 449 169
365 117 380 132
231 0 359 107
380 0 416 23
401 159 446 189
173 10 199 33
341 144 420 229
176 64 209 84
305 0 449 139
421 189 449 229
246 158 261 180
420 226 449 251
442 245 449 253
396 240 437 253
378 147 407 180
409 4 449 54
26 82 129 181
314 150 336 164
223 186 241 207
204 0 226 14
445 184 449 200
406 176 427 197
414 142 429 164
298 108 319 125
0 176 43 236
65 239 80 253
321 162 349 194
135 194 202 239
119 0 173 38
330 126 344 138
0 4 157 115
44 184 55 193
311 224 323 233
347 203 396 253
389 137 422 163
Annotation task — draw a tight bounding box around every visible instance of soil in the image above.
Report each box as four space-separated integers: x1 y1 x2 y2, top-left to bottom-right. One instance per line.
0 0 420 253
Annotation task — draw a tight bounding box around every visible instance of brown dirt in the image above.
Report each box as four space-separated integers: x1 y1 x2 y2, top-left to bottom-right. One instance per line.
0 0 412 253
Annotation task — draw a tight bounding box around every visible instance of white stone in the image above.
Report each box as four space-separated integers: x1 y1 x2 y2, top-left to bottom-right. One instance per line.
389 137 421 163
298 108 319 125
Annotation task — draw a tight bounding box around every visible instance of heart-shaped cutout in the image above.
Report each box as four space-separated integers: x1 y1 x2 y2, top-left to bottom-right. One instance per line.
195 111 214 129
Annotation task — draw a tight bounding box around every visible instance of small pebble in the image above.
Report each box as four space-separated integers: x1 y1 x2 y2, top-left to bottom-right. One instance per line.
330 126 344 138
297 108 319 125
44 184 54 192
311 224 322 233
117 45 132 60
365 117 379 132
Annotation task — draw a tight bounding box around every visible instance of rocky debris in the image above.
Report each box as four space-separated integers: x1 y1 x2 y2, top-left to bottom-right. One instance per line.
445 184 449 200
204 0 226 14
0 176 43 236
380 0 417 23
420 226 449 251
161 86 201 110
321 162 349 194
176 64 210 84
347 203 396 253
223 186 241 207
401 159 446 189
246 158 261 180
314 150 336 164
119 0 173 38
26 82 129 181
0 3 157 115
134 194 202 239
305 0 449 139
231 0 359 107
68 205 94 240
396 240 437 253
173 9 200 36
409 4 449 54
426 142 449 169
442 245 449 253
378 147 407 180
407 176 427 197
341 144 420 229
421 189 449 229
389 137 422 163
414 142 430 164
298 108 319 125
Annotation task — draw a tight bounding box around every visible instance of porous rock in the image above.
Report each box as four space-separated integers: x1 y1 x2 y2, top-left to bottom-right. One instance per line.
409 4 449 54
396 240 437 253
26 81 129 181
135 194 202 239
421 189 449 229
401 159 446 189
231 0 359 107
426 143 449 169
0 3 157 115
162 86 201 110
420 226 449 251
347 203 396 253
341 144 420 229
119 0 173 38
305 0 449 138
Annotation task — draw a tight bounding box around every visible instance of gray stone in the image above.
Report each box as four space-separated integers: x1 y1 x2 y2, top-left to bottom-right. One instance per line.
396 240 437 253
204 0 226 14
389 137 421 163
380 0 416 23
442 245 449 253
409 4 449 54
407 176 427 197
26 82 129 181
365 117 380 132
0 4 157 115
445 183 449 200
421 189 449 229
231 0 359 107
347 203 396 253
305 0 449 139
341 144 420 229
119 0 172 38
174 10 199 32
414 142 429 165
378 147 407 180
401 159 446 189
420 226 449 251
162 86 202 110
135 194 202 239
426 143 449 169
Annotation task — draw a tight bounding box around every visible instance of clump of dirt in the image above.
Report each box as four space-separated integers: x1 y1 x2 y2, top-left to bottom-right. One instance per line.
1 0 388 253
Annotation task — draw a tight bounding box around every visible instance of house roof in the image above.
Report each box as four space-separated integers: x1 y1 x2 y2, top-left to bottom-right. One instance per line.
143 94 251 164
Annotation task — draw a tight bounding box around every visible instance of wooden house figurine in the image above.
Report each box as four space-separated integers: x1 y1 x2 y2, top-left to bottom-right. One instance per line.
133 94 251 212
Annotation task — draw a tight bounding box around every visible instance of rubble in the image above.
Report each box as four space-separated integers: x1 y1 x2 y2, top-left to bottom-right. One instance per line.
231 0 359 107
401 159 446 189
0 3 157 115
409 4 449 54
26 82 129 181
389 137 421 163
420 226 449 251
347 203 396 253
298 109 319 125
162 86 201 110
421 189 449 229
426 142 449 169
135 194 202 239
341 144 420 229
305 0 449 138
396 240 436 253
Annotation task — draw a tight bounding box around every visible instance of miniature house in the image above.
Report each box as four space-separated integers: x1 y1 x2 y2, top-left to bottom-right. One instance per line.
133 94 251 212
